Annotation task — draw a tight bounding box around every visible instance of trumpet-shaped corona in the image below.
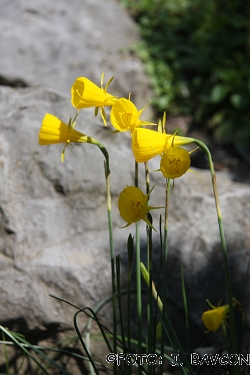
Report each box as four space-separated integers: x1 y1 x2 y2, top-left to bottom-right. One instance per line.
118 186 163 230
71 77 117 109
39 114 88 145
160 147 191 179
110 98 155 132
39 114 99 162
201 301 229 332
131 128 195 163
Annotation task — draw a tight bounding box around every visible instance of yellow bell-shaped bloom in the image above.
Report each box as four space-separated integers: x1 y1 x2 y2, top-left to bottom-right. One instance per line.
118 186 163 230
160 147 191 179
131 128 195 163
71 77 117 109
201 301 229 332
39 114 89 145
110 98 155 132
39 114 100 162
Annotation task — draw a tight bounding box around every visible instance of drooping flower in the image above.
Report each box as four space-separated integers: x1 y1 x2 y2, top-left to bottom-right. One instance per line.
39 113 99 162
118 186 163 230
160 147 191 179
110 98 155 132
131 128 195 163
201 300 230 332
71 74 117 125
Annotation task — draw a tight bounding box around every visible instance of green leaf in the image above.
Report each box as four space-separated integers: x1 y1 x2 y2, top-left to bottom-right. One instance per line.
210 84 230 104
230 93 242 108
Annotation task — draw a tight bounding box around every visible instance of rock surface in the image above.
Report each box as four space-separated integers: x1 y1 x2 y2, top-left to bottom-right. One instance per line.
1 85 250 348
0 0 151 110
0 85 135 329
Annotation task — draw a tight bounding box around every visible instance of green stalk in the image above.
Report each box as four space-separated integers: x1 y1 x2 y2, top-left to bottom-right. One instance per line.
116 256 127 369
145 162 153 371
135 161 142 371
127 234 134 375
181 265 190 353
194 139 238 375
96 142 117 374
160 178 171 374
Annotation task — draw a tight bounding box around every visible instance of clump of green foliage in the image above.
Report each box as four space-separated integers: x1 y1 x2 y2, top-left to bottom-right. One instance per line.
120 0 250 161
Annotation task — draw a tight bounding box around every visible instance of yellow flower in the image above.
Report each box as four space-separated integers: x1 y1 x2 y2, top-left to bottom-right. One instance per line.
39 114 98 162
71 74 117 125
160 147 191 179
39 114 88 145
110 98 155 132
131 128 195 163
118 186 163 230
201 300 229 332
71 77 117 109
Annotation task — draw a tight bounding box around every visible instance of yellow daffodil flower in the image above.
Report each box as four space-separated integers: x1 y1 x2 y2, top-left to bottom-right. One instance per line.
39 114 89 145
160 147 191 179
71 77 117 109
131 128 195 163
118 186 163 230
110 98 155 132
201 300 230 332
71 73 117 125
39 113 99 162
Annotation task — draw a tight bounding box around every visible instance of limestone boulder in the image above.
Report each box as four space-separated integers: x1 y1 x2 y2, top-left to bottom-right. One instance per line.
1 85 250 353
0 85 136 331
0 0 151 110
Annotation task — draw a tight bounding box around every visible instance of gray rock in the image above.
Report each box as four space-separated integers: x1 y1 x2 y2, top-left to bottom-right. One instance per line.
0 85 135 330
0 0 151 111
1 86 250 362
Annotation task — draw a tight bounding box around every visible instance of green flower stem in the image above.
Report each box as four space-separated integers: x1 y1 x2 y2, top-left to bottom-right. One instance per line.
116 257 126 359
194 139 238 373
96 141 117 373
135 161 142 371
161 178 171 372
136 222 142 365
147 227 153 375
126 234 134 368
145 162 153 367
181 265 190 353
